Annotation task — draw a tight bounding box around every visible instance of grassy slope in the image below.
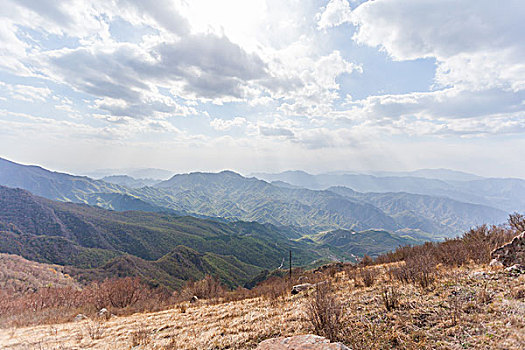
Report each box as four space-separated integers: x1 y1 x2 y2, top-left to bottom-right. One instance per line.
1 264 523 349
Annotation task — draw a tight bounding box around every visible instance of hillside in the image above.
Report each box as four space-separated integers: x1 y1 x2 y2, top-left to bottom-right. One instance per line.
100 175 160 188
1 263 522 349
0 157 126 202
0 158 510 238
313 229 422 257
0 253 80 294
153 171 399 232
0 185 325 288
67 246 261 289
329 186 508 238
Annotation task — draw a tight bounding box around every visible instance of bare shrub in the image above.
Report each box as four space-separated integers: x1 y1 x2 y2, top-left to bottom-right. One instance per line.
359 255 373 267
104 277 144 308
84 319 104 340
381 286 399 311
508 212 525 233
408 255 436 289
476 283 492 304
130 326 151 346
389 253 436 290
305 282 344 342
374 214 521 268
182 275 225 300
360 268 375 287
0 276 173 328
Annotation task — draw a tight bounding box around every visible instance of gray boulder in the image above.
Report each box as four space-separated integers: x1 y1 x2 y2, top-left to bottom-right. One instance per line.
491 231 525 267
74 314 88 322
256 334 350 349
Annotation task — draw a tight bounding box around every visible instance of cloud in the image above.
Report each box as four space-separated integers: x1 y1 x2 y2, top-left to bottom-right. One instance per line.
317 0 353 30
293 127 360 149
210 117 246 131
349 0 525 91
334 87 525 136
1 83 52 103
259 125 295 138
38 34 267 119
0 20 30 74
266 50 361 117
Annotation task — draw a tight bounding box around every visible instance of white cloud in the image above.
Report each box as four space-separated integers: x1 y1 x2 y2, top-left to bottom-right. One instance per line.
350 0 525 91
210 117 246 131
317 0 353 30
266 49 361 117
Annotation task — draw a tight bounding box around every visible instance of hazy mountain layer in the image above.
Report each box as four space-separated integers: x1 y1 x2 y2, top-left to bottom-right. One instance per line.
252 170 525 213
329 186 508 239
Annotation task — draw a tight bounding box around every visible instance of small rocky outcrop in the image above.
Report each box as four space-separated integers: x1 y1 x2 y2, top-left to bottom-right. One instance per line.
291 283 314 295
256 335 350 349
190 295 199 303
98 308 110 320
491 231 525 267
74 314 88 322
291 281 328 295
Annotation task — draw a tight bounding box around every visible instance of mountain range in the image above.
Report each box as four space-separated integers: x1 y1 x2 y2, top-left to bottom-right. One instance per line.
252 170 525 213
0 157 510 239
0 156 518 289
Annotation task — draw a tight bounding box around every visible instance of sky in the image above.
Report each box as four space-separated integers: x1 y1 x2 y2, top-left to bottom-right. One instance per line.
0 0 524 178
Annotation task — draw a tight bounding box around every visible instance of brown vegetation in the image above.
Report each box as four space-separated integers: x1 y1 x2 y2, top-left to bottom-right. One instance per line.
0 214 524 349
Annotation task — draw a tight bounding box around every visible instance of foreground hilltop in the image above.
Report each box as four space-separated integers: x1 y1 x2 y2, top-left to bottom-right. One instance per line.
1 219 524 349
1 261 523 349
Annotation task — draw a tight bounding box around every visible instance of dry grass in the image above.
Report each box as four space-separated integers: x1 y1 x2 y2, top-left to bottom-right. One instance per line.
0 264 523 349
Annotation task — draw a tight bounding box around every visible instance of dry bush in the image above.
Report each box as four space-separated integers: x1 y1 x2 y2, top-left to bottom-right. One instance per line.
104 277 144 308
381 286 399 311
476 283 492 305
181 275 225 301
508 212 525 232
359 255 373 267
84 319 104 340
249 275 290 301
375 214 521 268
130 325 151 346
389 254 436 289
0 277 173 328
305 282 344 342
360 268 375 287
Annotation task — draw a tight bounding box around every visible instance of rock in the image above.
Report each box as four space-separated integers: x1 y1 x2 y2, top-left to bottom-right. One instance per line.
74 314 88 322
291 283 314 295
292 281 329 295
505 264 525 275
491 232 525 267
471 271 487 278
98 308 110 319
190 295 199 303
489 259 503 268
256 335 350 349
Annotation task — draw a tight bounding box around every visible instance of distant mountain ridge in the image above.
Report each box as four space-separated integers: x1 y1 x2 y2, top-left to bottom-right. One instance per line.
101 175 161 188
251 170 525 213
0 157 510 238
